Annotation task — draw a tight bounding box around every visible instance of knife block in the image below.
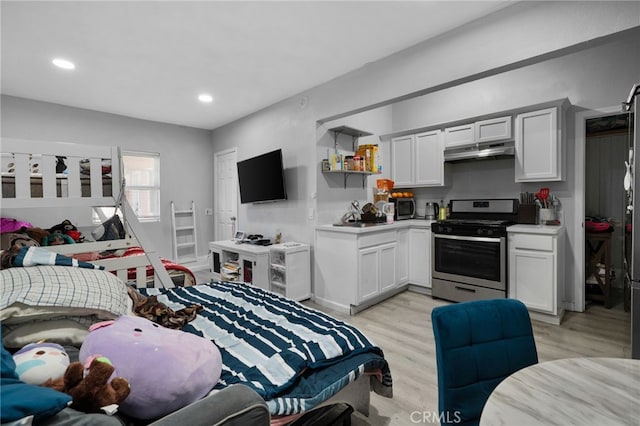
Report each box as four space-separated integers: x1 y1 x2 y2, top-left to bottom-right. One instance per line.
518 204 537 224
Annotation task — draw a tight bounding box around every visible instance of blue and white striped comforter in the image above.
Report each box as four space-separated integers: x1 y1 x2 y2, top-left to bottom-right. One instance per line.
140 281 392 415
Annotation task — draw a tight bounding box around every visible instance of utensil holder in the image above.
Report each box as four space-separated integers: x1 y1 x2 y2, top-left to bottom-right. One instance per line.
518 204 537 224
539 208 554 224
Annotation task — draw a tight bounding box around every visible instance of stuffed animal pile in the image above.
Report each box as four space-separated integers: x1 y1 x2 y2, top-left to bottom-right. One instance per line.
11 342 131 415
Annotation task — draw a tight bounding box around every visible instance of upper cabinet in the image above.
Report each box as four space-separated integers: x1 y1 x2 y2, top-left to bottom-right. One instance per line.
392 130 444 188
515 104 566 182
443 123 474 148
475 116 512 143
443 116 512 149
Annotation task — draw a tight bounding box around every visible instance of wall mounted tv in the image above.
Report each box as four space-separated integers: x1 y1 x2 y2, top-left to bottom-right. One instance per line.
237 149 287 204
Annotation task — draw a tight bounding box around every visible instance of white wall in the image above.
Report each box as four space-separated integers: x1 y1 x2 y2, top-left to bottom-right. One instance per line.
0 96 214 260
211 1 640 308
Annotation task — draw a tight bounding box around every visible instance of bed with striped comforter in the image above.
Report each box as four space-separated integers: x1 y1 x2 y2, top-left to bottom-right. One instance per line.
139 281 392 416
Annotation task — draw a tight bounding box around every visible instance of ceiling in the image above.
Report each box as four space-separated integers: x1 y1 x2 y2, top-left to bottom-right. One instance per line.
1 1 514 130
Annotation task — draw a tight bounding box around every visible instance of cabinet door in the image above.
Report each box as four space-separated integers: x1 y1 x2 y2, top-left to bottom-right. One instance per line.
414 130 444 186
239 255 256 285
443 123 474 148
379 243 397 293
475 116 512 143
210 248 221 280
509 249 555 313
515 107 561 182
358 247 380 302
391 135 414 186
409 228 431 287
396 229 409 285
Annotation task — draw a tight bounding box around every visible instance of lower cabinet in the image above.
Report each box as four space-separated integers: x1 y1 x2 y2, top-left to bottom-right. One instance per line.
409 227 431 288
314 228 401 314
508 226 565 324
358 242 397 303
396 228 409 285
209 240 269 290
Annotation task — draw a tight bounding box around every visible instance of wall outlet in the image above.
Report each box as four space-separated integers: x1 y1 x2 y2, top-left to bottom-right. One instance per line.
204 208 213 216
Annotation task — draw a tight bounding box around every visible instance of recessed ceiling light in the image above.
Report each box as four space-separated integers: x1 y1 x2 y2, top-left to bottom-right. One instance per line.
52 58 75 70
198 94 213 103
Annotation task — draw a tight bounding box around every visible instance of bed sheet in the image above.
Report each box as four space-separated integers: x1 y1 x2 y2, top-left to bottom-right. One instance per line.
139 281 392 416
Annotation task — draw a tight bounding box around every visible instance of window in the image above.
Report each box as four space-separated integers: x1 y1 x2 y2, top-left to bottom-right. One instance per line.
122 151 161 222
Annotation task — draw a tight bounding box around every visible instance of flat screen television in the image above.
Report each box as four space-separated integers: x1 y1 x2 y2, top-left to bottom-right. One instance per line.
237 149 287 204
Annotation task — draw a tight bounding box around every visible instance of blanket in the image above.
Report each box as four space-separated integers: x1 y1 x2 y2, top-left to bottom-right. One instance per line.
139 281 393 415
8 246 104 270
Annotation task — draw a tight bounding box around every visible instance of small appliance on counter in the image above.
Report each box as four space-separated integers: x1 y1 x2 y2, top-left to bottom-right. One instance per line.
389 196 416 220
425 202 440 220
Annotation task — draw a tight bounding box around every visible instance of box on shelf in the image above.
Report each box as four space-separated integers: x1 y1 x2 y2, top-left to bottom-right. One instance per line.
355 144 380 173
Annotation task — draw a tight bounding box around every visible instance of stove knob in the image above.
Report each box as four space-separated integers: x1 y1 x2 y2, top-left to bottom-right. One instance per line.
487 229 494 236
477 229 484 236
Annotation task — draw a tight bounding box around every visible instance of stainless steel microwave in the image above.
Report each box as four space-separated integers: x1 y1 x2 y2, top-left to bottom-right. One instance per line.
390 197 416 220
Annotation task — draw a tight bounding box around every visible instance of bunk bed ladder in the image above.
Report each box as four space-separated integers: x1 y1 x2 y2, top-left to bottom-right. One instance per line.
170 201 198 263
121 199 175 289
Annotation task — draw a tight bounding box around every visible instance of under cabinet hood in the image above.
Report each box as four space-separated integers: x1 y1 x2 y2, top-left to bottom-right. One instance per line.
444 141 515 163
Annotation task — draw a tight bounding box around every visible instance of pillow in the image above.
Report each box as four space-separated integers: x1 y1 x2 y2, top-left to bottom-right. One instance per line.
2 319 89 349
80 316 222 420
0 266 132 325
1 345 71 422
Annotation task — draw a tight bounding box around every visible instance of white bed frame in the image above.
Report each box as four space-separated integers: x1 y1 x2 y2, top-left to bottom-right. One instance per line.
1 138 174 288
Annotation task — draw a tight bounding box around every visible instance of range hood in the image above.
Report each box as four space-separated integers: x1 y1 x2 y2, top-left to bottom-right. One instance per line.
444 141 515 163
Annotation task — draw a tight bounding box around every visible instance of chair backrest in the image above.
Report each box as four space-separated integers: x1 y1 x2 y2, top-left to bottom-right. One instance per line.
431 299 538 426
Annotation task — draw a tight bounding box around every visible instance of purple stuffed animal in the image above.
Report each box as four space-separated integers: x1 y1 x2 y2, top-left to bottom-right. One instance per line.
79 315 222 419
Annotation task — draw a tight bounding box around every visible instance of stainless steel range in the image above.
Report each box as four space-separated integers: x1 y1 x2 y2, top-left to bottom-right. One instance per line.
431 199 518 303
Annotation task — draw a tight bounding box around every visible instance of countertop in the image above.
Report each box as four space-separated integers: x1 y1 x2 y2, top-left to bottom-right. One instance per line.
507 223 565 235
317 219 435 233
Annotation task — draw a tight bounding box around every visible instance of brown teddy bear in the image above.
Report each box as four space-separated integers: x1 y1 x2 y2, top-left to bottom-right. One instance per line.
44 356 130 414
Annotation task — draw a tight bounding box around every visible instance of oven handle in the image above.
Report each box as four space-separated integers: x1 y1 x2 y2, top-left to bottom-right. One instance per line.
433 233 503 244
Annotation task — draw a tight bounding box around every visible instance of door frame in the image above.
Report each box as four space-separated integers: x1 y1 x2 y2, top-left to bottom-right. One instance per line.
213 147 238 241
574 105 622 312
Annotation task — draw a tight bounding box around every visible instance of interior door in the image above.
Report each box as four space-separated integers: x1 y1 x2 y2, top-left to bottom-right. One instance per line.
214 148 238 241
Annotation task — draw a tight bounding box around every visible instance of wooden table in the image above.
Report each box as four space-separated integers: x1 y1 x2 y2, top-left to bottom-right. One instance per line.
480 357 640 426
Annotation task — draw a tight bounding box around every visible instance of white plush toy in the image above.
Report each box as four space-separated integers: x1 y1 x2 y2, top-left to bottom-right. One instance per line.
12 342 70 385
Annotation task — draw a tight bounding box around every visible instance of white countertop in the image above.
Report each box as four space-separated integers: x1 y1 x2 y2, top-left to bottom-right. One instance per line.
507 223 565 235
317 218 435 233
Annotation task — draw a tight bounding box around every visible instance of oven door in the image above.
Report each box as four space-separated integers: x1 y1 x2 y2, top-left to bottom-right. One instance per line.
432 233 506 290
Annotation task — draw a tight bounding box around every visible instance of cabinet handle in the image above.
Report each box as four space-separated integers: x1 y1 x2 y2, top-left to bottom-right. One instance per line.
455 286 476 293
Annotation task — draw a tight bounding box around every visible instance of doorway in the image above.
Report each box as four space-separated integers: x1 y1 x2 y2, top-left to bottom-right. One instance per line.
214 148 238 241
584 113 633 310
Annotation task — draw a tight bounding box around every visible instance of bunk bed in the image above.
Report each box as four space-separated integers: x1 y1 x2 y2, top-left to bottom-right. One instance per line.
0 139 393 425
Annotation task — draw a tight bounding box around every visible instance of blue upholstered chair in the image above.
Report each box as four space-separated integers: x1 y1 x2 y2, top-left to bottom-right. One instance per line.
431 299 538 426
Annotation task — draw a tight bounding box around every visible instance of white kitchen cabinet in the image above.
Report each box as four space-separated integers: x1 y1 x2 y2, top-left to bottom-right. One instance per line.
314 228 402 314
444 116 512 149
475 116 512 143
415 131 445 186
391 135 413 186
515 106 564 182
409 227 431 288
443 123 474 148
391 130 444 188
269 243 310 301
209 240 269 290
396 228 409 285
358 242 397 303
508 226 565 324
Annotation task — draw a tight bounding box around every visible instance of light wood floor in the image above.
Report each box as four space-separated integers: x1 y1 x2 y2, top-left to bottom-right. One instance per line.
303 290 632 426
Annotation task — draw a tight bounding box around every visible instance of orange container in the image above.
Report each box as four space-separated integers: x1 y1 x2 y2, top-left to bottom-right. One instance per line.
376 179 394 191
